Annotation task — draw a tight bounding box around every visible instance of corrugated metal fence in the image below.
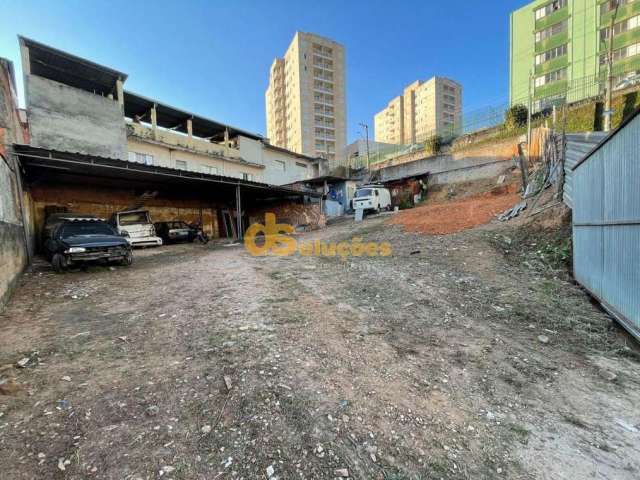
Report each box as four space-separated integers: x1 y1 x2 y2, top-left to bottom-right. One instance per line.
572 115 640 340
563 132 607 208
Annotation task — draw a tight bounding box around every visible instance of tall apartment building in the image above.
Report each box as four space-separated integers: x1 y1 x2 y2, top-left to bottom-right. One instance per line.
510 0 640 111
374 77 462 145
265 32 346 165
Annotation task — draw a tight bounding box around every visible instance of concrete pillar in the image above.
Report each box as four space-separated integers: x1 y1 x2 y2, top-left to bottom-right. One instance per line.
116 78 124 111
224 128 230 157
151 104 158 140
235 184 243 241
187 118 193 148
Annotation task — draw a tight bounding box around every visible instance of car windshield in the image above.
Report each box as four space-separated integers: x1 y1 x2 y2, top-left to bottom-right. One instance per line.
355 189 373 198
169 222 188 229
60 222 116 237
118 212 149 225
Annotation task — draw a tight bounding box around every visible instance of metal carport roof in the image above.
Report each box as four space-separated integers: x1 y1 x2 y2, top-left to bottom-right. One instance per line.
13 145 320 201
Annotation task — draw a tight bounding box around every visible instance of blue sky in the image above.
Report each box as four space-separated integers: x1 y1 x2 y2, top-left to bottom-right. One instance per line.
0 0 522 143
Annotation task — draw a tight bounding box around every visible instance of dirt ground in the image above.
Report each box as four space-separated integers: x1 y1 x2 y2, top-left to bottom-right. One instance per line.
390 182 521 235
1 207 640 480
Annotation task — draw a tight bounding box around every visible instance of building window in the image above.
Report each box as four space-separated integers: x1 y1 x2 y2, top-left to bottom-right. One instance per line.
601 0 636 16
535 0 567 20
175 159 187 170
535 67 567 88
274 160 286 171
129 151 154 165
601 41 640 64
242 173 253 181
535 20 568 43
295 162 308 168
535 44 568 65
201 165 219 175
601 14 640 41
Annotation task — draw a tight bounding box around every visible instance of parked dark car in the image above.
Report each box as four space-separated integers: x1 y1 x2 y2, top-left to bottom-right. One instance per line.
43 216 132 273
153 221 197 243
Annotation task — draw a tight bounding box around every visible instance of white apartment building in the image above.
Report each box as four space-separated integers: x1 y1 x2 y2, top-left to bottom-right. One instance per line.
266 32 346 166
375 77 462 144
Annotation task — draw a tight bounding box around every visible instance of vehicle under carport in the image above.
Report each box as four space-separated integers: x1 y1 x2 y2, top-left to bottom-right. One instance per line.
13 145 321 255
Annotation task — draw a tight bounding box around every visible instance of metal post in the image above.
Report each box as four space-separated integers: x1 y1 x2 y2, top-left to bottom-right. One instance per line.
604 1 620 132
527 70 533 159
235 184 242 241
359 122 370 170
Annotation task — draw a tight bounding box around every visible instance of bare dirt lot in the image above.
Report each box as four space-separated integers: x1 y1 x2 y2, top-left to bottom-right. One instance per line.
1 213 639 480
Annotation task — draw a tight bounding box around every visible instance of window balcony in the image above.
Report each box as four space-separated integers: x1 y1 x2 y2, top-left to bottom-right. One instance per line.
599 27 640 52
535 6 569 31
535 54 570 75
601 1 640 26
535 31 569 53
534 79 568 100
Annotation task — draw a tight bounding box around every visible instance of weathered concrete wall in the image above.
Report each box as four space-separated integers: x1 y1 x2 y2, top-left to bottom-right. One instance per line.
26 75 127 159
378 153 513 186
0 58 29 309
0 160 27 307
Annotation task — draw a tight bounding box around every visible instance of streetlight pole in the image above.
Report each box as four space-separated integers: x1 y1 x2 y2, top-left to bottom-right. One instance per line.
605 1 620 132
358 122 370 170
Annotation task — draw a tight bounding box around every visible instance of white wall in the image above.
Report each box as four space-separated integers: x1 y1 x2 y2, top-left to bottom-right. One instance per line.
127 139 264 181
238 136 315 185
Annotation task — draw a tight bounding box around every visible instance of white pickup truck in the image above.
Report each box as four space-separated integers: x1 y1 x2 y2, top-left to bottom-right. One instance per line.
109 209 163 247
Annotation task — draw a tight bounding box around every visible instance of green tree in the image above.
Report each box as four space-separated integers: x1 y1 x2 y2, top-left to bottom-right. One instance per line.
505 104 528 131
425 135 442 155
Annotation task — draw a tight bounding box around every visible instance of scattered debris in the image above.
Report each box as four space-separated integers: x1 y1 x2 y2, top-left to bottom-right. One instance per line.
537 335 550 344
0 378 21 396
616 419 639 433
334 468 349 477
159 465 175 476
498 201 527 221
61 375 71 382
201 425 212 434
600 370 618 382
145 405 159 416
16 358 30 368
57 458 70 471
223 375 233 392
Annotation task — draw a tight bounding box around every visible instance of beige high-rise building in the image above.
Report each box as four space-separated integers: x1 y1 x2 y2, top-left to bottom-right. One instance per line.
374 77 462 145
266 32 346 165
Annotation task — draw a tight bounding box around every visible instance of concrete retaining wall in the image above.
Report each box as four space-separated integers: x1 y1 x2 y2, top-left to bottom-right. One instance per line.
26 75 127 159
378 153 513 185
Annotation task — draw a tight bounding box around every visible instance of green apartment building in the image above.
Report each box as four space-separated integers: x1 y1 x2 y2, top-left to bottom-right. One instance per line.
510 0 640 111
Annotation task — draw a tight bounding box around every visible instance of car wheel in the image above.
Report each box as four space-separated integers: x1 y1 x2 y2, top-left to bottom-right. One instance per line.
52 253 66 273
120 251 133 267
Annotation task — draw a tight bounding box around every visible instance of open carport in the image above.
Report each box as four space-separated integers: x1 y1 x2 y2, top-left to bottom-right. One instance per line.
13 144 321 254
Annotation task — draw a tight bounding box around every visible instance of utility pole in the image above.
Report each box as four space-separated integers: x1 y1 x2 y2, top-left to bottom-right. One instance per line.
604 1 620 132
359 122 370 170
527 70 533 159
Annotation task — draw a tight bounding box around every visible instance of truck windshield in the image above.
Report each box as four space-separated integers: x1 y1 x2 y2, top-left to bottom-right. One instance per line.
119 212 150 225
60 222 116 237
355 189 373 198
